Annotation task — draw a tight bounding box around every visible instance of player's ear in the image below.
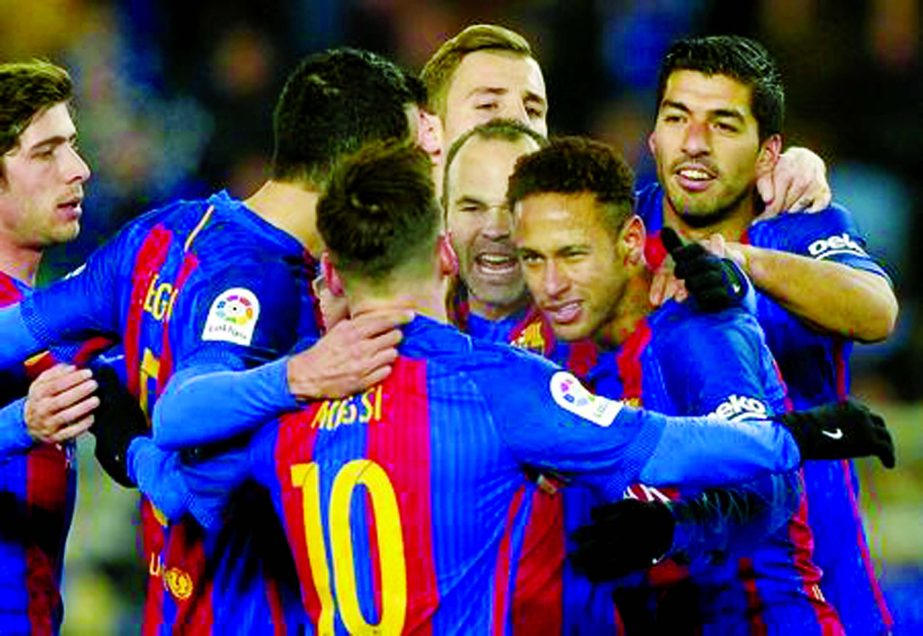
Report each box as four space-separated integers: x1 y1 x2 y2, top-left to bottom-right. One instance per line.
756 133 782 180
417 109 443 161
437 233 459 277
647 131 657 158
321 251 345 297
618 215 647 267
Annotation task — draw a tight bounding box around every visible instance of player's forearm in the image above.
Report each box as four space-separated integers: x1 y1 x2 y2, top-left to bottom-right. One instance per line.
0 398 33 458
636 411 801 488
153 358 298 449
669 469 801 565
739 245 898 342
127 438 194 521
0 306 45 370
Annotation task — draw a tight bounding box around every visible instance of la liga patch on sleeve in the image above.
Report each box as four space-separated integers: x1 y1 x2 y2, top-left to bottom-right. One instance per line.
550 371 623 427
202 287 260 345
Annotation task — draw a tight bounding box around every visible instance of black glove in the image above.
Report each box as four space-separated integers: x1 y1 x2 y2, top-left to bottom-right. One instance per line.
777 398 895 469
89 365 150 487
569 498 675 582
661 227 748 312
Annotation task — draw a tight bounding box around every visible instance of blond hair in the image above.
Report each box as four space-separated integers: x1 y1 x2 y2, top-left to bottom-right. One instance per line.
421 24 532 118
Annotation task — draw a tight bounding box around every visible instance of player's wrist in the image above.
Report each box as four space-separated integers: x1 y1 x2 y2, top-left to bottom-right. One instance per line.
286 354 320 403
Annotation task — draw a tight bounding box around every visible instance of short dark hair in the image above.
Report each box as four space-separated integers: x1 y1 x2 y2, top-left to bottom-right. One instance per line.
507 136 635 236
271 48 418 186
421 24 532 119
442 118 546 211
656 35 784 141
0 60 73 160
317 141 439 282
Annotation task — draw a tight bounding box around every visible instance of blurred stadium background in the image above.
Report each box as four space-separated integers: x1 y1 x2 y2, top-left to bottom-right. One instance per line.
2 0 919 633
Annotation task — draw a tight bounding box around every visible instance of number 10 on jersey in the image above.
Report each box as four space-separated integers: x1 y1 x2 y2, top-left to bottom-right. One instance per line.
291 459 407 634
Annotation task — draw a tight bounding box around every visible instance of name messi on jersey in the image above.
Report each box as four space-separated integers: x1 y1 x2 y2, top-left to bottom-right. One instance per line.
312 385 384 431
143 274 179 322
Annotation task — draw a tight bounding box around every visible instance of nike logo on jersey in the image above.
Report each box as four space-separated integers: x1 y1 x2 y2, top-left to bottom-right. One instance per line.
821 428 844 440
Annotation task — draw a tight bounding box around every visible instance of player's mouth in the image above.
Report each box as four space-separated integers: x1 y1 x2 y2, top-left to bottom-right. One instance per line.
57 197 83 221
674 163 717 193
542 300 582 325
474 252 519 280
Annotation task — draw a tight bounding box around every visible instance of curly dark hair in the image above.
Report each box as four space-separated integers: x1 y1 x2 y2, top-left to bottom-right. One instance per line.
507 136 635 235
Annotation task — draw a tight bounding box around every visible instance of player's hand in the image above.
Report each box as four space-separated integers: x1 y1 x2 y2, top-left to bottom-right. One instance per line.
287 309 414 400
648 260 689 307
89 364 150 487
25 363 99 444
660 227 749 312
776 398 895 468
756 146 831 218
570 498 675 582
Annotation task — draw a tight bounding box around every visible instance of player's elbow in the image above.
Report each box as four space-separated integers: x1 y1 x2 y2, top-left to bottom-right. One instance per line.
852 283 899 343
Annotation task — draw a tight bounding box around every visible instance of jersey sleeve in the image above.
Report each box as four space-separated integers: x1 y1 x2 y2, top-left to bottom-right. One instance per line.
21 230 129 345
669 469 802 567
762 205 889 279
169 255 311 373
128 433 258 530
152 357 298 449
652 308 798 563
0 397 32 458
474 349 800 501
658 308 787 418
127 438 196 522
151 256 310 449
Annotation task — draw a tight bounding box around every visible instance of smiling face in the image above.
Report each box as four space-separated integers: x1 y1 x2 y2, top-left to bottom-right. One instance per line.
441 50 547 146
445 134 540 318
514 192 630 342
649 70 778 227
0 101 90 250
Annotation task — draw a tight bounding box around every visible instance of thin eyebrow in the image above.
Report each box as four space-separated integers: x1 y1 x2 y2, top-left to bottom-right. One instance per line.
453 195 487 208
466 87 508 99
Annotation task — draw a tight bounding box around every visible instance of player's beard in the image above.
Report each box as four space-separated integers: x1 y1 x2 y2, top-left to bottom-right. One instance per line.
668 187 757 230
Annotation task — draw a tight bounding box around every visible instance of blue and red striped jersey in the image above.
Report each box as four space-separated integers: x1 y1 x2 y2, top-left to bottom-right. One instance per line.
0 272 75 636
637 182 893 635
18 191 315 634
166 316 810 635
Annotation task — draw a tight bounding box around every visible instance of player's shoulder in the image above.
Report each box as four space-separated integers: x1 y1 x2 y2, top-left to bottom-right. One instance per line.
749 201 858 245
633 181 663 224
651 301 763 354
409 317 558 385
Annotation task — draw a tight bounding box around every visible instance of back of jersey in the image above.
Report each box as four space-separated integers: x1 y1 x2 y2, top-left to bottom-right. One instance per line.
255 318 535 635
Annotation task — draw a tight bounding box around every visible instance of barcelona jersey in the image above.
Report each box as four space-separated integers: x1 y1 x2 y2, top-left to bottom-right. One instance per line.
637 182 893 635
0 272 76 636
18 191 315 634
166 316 808 635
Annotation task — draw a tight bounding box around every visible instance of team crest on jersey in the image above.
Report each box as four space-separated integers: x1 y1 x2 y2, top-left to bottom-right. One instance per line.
709 394 769 422
550 371 623 427
512 321 546 354
202 287 260 345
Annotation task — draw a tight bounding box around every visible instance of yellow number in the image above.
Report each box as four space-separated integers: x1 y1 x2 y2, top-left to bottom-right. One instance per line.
291 459 406 635
139 347 161 416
